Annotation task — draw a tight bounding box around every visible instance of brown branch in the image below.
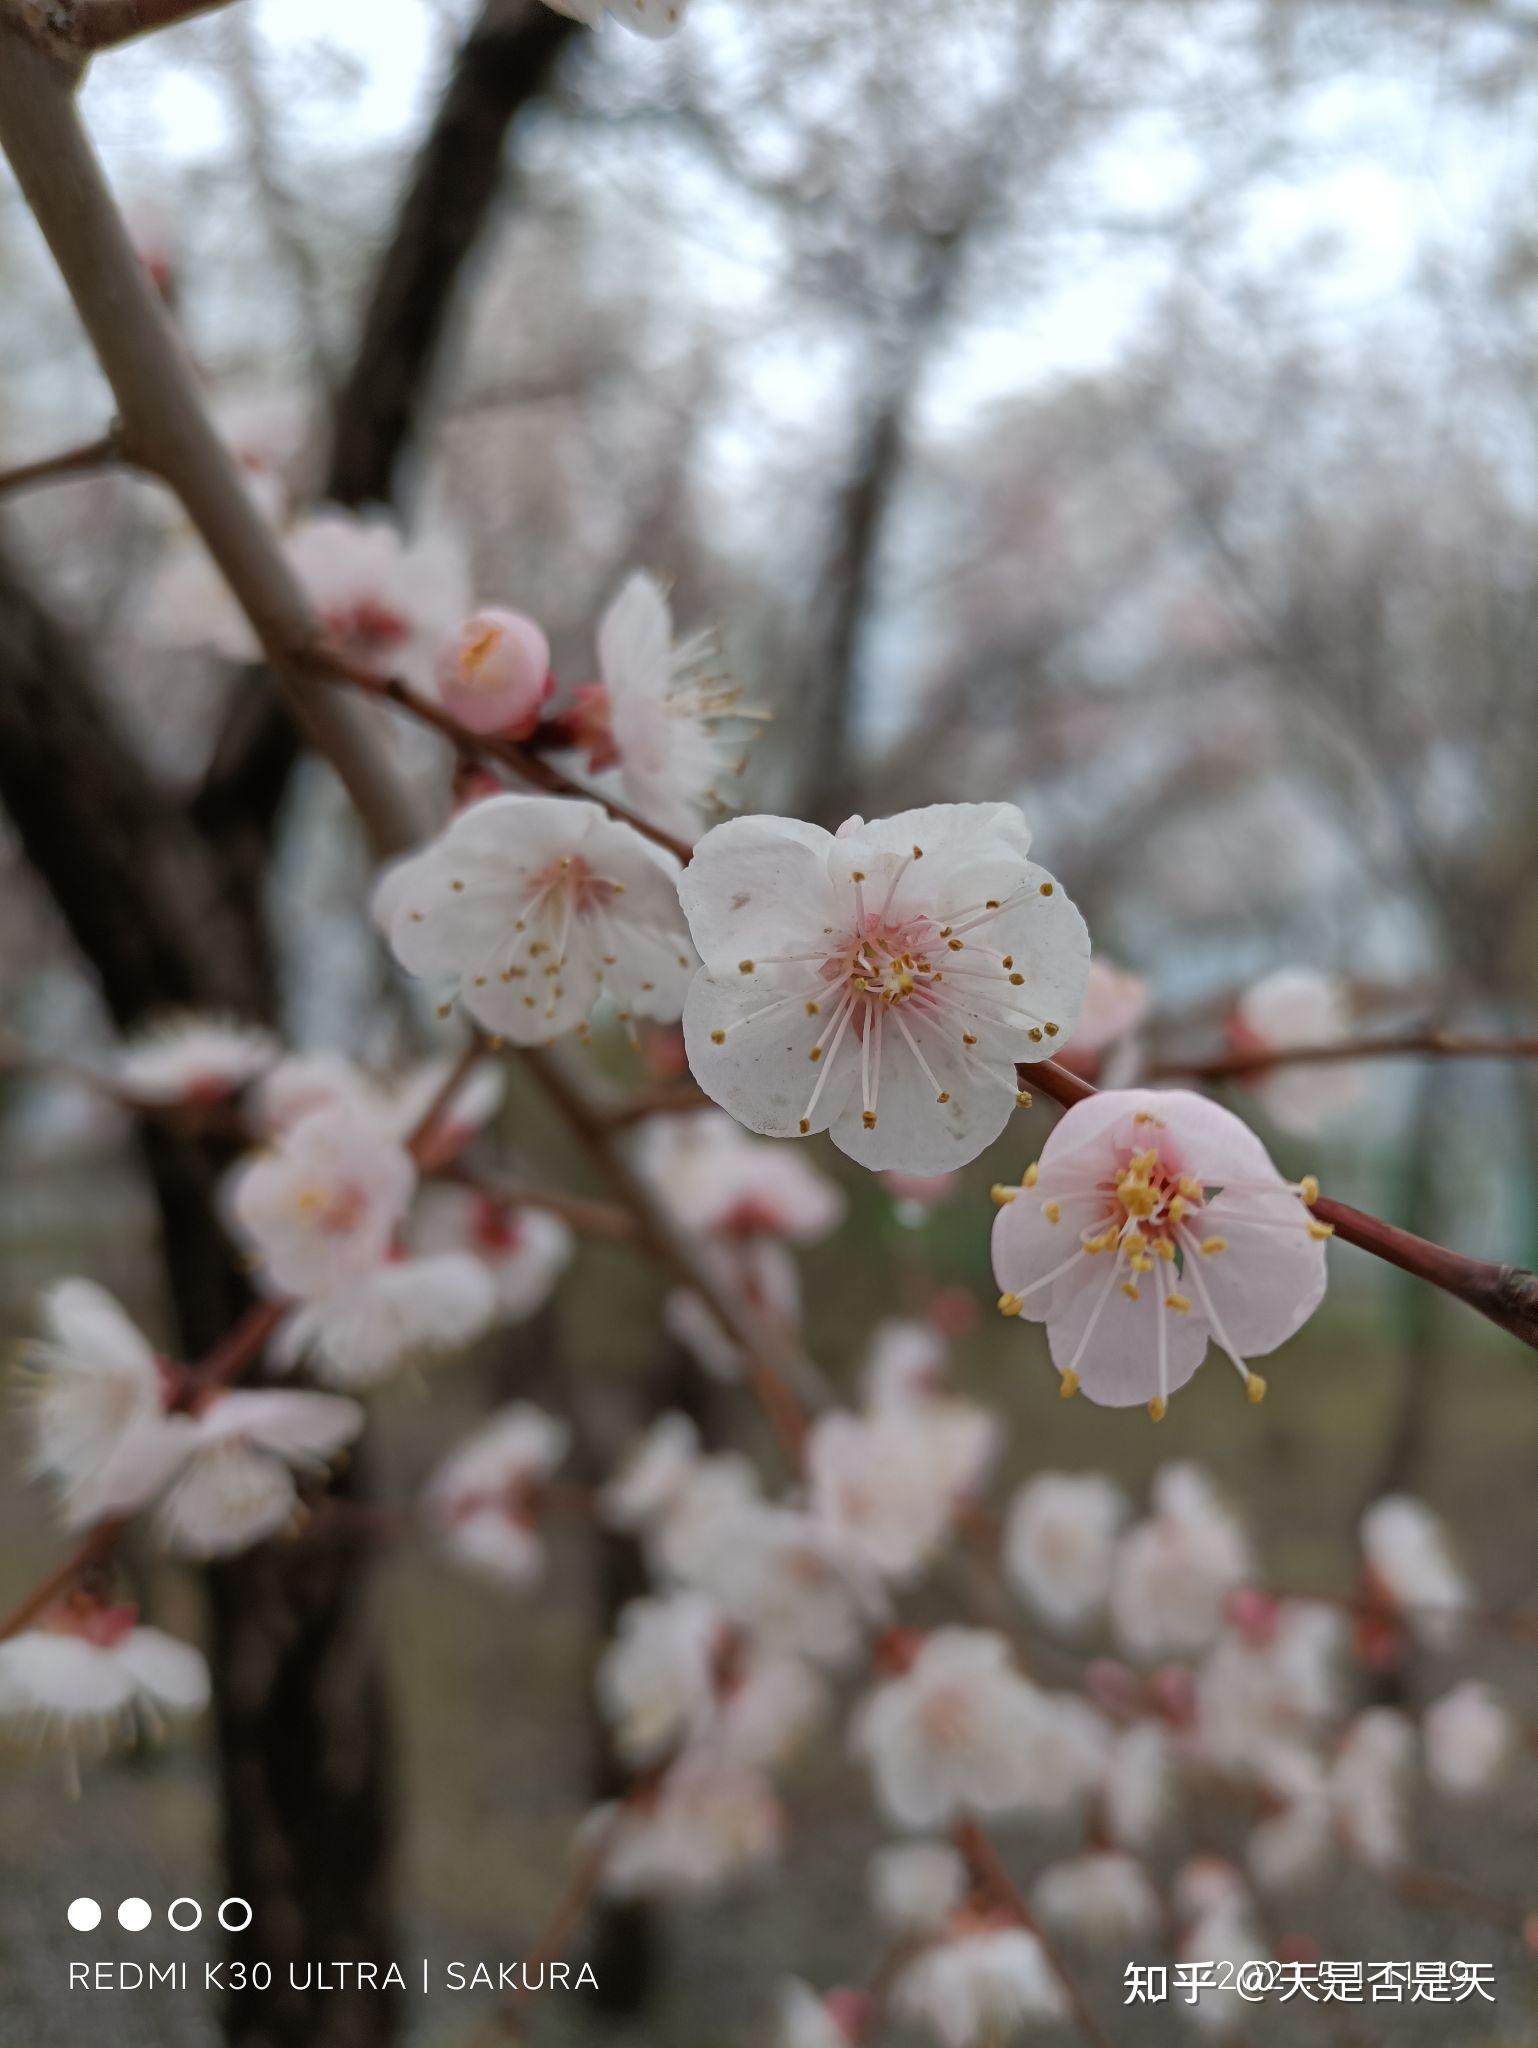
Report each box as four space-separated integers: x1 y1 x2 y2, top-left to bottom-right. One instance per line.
518 1046 819 1460
0 426 133 497
1024 1059 1538 1356
439 1160 638 1242
0 29 425 858
0 1519 127 1644
14 0 233 55
952 1818 1115 2048
309 645 696 865
1151 1030 1538 1082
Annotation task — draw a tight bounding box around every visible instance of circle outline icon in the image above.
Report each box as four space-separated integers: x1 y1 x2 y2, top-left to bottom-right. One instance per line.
218 1897 253 1932
168 1898 203 1932
117 1898 152 1933
66 1898 101 1933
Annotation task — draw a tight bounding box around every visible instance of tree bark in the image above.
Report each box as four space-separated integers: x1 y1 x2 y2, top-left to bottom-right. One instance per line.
0 544 400 2048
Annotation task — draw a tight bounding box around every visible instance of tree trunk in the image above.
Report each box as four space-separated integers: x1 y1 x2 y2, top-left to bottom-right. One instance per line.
0 545 400 2048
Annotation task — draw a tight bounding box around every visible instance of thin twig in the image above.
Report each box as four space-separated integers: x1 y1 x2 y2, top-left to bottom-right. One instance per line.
1151 1030 1538 1082
0 1519 127 1644
17 0 237 56
438 1159 637 1242
953 1817 1115 2048
518 1045 820 1459
0 428 131 498
308 645 694 866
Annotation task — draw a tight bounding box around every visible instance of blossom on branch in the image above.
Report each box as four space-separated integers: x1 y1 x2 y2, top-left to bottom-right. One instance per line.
568 572 756 842
991 1088 1330 1413
21 1281 170 1527
852 1628 1104 1828
228 1101 417 1298
271 1253 498 1389
589 1754 783 1899
1108 1464 1254 1662
1002 1471 1128 1635
423 1403 571 1588
411 1186 574 1323
114 1015 278 1106
1359 1493 1470 1648
374 793 694 1043
148 1389 365 1557
1230 966 1365 1135
680 804 1089 1173
889 1921 1068 2047
0 1604 209 1760
1423 1681 1513 1799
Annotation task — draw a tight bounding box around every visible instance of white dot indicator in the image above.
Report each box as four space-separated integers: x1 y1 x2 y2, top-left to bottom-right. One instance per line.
117 1898 152 1933
67 1898 101 1932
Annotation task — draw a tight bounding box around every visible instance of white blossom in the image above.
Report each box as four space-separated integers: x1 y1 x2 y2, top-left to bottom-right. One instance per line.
1109 1466 1254 1662
271 1253 498 1388
992 1089 1329 1411
572 571 751 840
411 1185 574 1322
867 1841 967 1937
1423 1681 1514 1799
1002 1472 1128 1635
21 1281 168 1527
1232 966 1364 1136
114 1016 277 1105
423 1404 571 1588
151 1389 365 1558
679 805 1089 1173
0 1614 209 1753
1031 1851 1162 1947
374 793 694 1044
592 1755 782 1899
852 1629 1103 1829
227 1102 416 1298
891 1926 1067 2047
1360 1494 1470 1647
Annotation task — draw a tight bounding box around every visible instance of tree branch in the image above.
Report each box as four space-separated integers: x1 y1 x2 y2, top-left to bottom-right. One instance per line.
0 22 425 857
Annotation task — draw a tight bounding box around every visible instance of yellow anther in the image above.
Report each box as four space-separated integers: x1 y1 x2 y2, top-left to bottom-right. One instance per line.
936 1090 951 1105
1152 1236 1176 1262
997 1291 1024 1317
1015 1089 1032 1107
1307 1220 1334 1241
1178 1175 1202 1201
1059 1368 1079 1399
1134 1111 1156 1124
739 959 754 974
1146 1396 1167 1423
962 1030 978 1046
1023 1162 1040 1187
1246 1373 1268 1405
1200 1235 1228 1255
450 879 464 892
1131 1148 1159 1173
850 871 865 883
990 1185 1017 1206
798 1118 811 1134
1043 1199 1062 1225
1044 1022 1059 1037
1164 1292 1191 1314
1083 1227 1118 1254
1120 1281 1140 1301
805 1000 820 1016
1012 974 1028 989
948 939 963 952
1167 1195 1189 1225
808 1046 823 1063
862 1111 877 1129
1001 955 1014 969
710 1030 726 1045
1039 881 1054 896
1299 1174 1320 1206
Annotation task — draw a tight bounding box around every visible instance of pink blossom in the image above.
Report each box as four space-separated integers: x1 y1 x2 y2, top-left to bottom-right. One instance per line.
437 607 553 736
991 1088 1330 1413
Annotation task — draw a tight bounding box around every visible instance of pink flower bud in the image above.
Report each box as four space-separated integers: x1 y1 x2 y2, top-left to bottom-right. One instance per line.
438 608 552 737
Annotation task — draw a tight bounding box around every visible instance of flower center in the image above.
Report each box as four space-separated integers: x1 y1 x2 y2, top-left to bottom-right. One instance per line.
294 1179 369 1236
